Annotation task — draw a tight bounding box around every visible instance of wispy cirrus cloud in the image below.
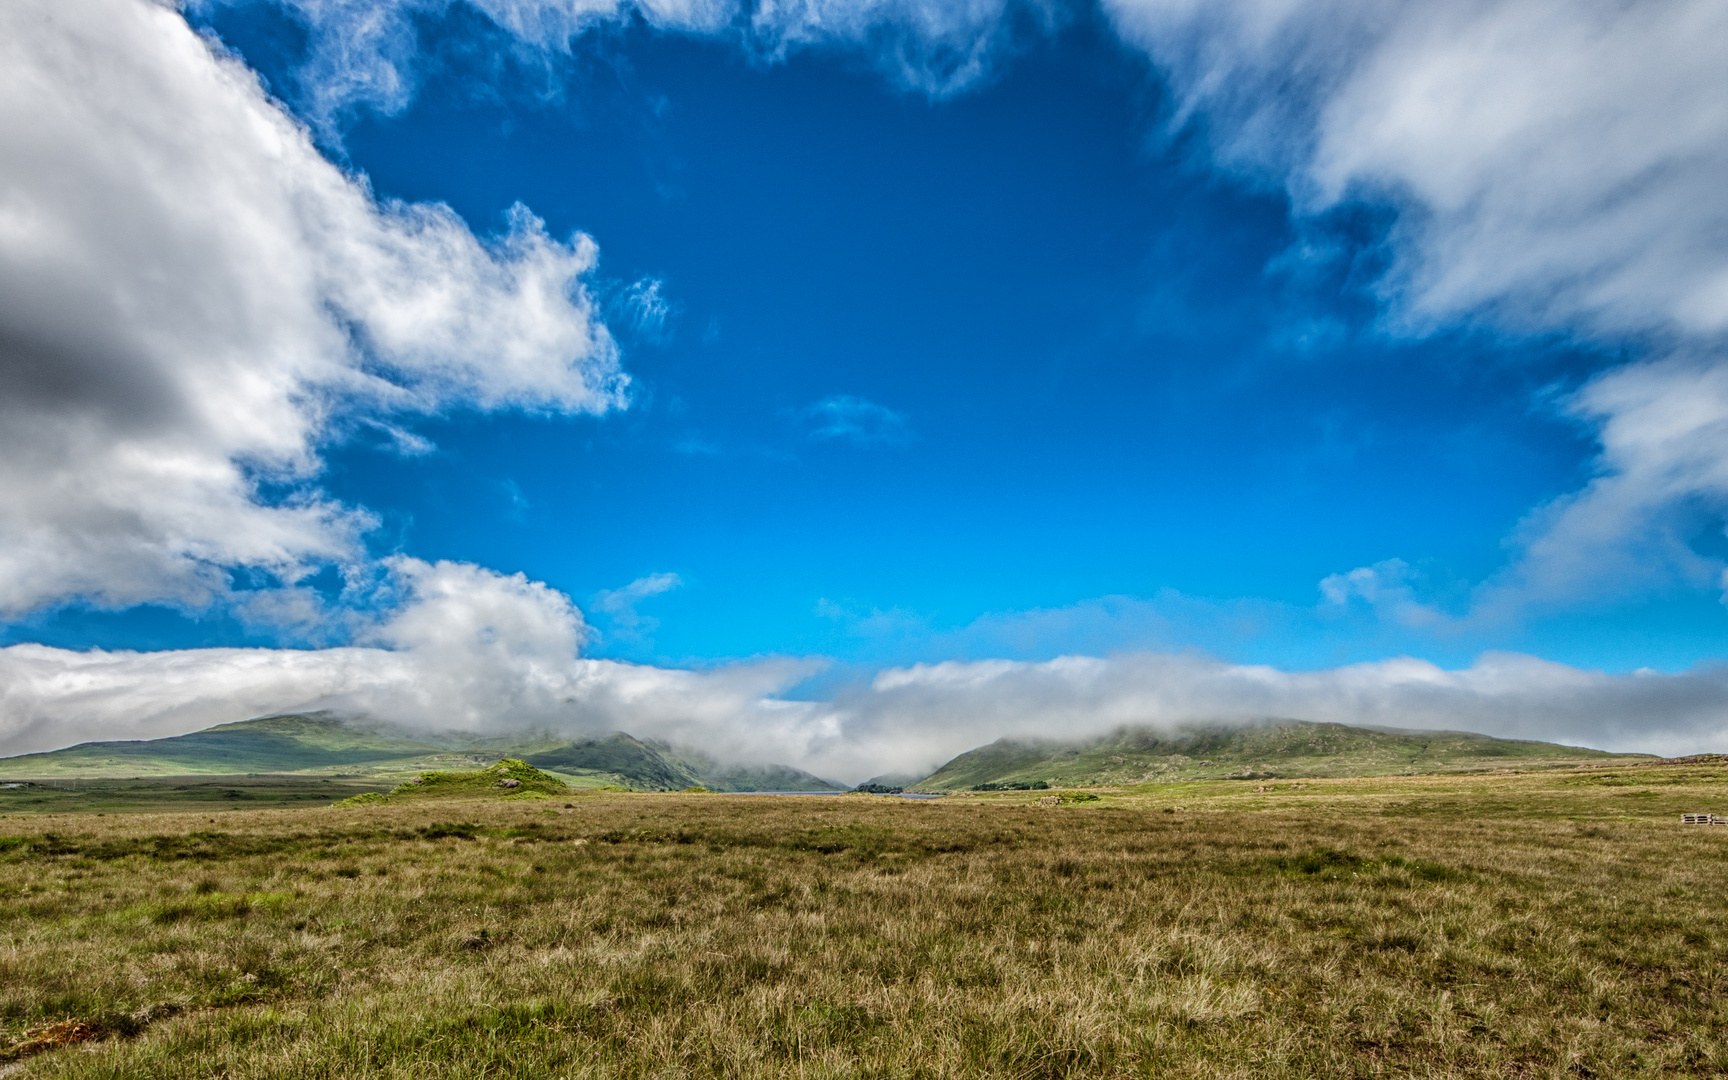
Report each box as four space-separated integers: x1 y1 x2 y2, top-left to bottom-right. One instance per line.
799 395 914 446
202 0 1053 134
592 571 685 641
1101 0 1728 621
611 276 680 344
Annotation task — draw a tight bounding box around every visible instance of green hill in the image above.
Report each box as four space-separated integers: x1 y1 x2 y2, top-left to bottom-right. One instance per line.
0 714 473 779
912 721 1655 790
0 715 845 791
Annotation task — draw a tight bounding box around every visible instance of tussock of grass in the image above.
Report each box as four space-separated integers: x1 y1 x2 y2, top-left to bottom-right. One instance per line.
2 767 1727 1076
334 792 388 808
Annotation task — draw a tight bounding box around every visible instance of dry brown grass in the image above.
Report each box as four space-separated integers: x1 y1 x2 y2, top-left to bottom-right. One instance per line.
3 764 1728 1077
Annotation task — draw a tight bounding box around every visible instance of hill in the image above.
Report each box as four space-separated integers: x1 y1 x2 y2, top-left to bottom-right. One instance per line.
911 720 1655 790
0 715 845 791
525 733 703 790
0 714 481 779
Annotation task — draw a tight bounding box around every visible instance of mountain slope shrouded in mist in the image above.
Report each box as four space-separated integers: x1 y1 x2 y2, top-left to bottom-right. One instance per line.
524 733 704 790
0 714 472 778
911 721 1655 790
0 716 845 791
523 734 845 791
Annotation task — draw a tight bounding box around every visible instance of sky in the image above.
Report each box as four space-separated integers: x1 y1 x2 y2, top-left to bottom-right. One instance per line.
3 0 1728 780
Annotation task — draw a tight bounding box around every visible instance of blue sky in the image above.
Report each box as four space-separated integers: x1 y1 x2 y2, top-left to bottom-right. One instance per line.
4 0 1728 768
7 2 1684 667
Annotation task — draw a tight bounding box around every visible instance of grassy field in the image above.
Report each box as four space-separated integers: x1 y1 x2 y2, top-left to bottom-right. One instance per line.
0 776 392 815
3 762 1728 1078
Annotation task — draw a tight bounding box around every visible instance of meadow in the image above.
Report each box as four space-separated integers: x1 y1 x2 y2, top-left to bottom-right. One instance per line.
3 763 1728 1078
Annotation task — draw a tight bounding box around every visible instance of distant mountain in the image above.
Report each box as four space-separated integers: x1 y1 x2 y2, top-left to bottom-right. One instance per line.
0 714 478 779
0 715 845 791
857 771 925 790
694 763 845 793
524 734 845 792
911 720 1654 790
525 733 703 790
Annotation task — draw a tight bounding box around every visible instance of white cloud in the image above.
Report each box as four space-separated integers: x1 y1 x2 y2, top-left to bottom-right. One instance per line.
7 584 1728 779
249 0 734 129
1467 356 1728 615
614 277 678 343
837 650 1728 774
1102 0 1728 614
1104 0 1728 340
1 560 1725 778
1316 557 1444 629
0 0 622 616
233 0 1039 129
591 571 685 639
0 558 829 766
746 0 1040 95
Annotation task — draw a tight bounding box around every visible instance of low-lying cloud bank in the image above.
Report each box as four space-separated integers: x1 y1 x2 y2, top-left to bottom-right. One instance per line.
3 560 1725 782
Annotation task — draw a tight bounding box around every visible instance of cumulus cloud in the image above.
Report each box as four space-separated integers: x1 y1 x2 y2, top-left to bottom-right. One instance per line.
0 0 622 616
1 561 1725 778
0 558 829 765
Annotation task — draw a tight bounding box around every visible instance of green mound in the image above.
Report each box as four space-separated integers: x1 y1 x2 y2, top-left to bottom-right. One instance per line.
912 720 1655 790
387 759 570 801
335 791 390 807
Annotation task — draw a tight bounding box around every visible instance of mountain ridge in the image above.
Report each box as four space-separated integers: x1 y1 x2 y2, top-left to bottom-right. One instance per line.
0 715 844 791
909 720 1655 790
